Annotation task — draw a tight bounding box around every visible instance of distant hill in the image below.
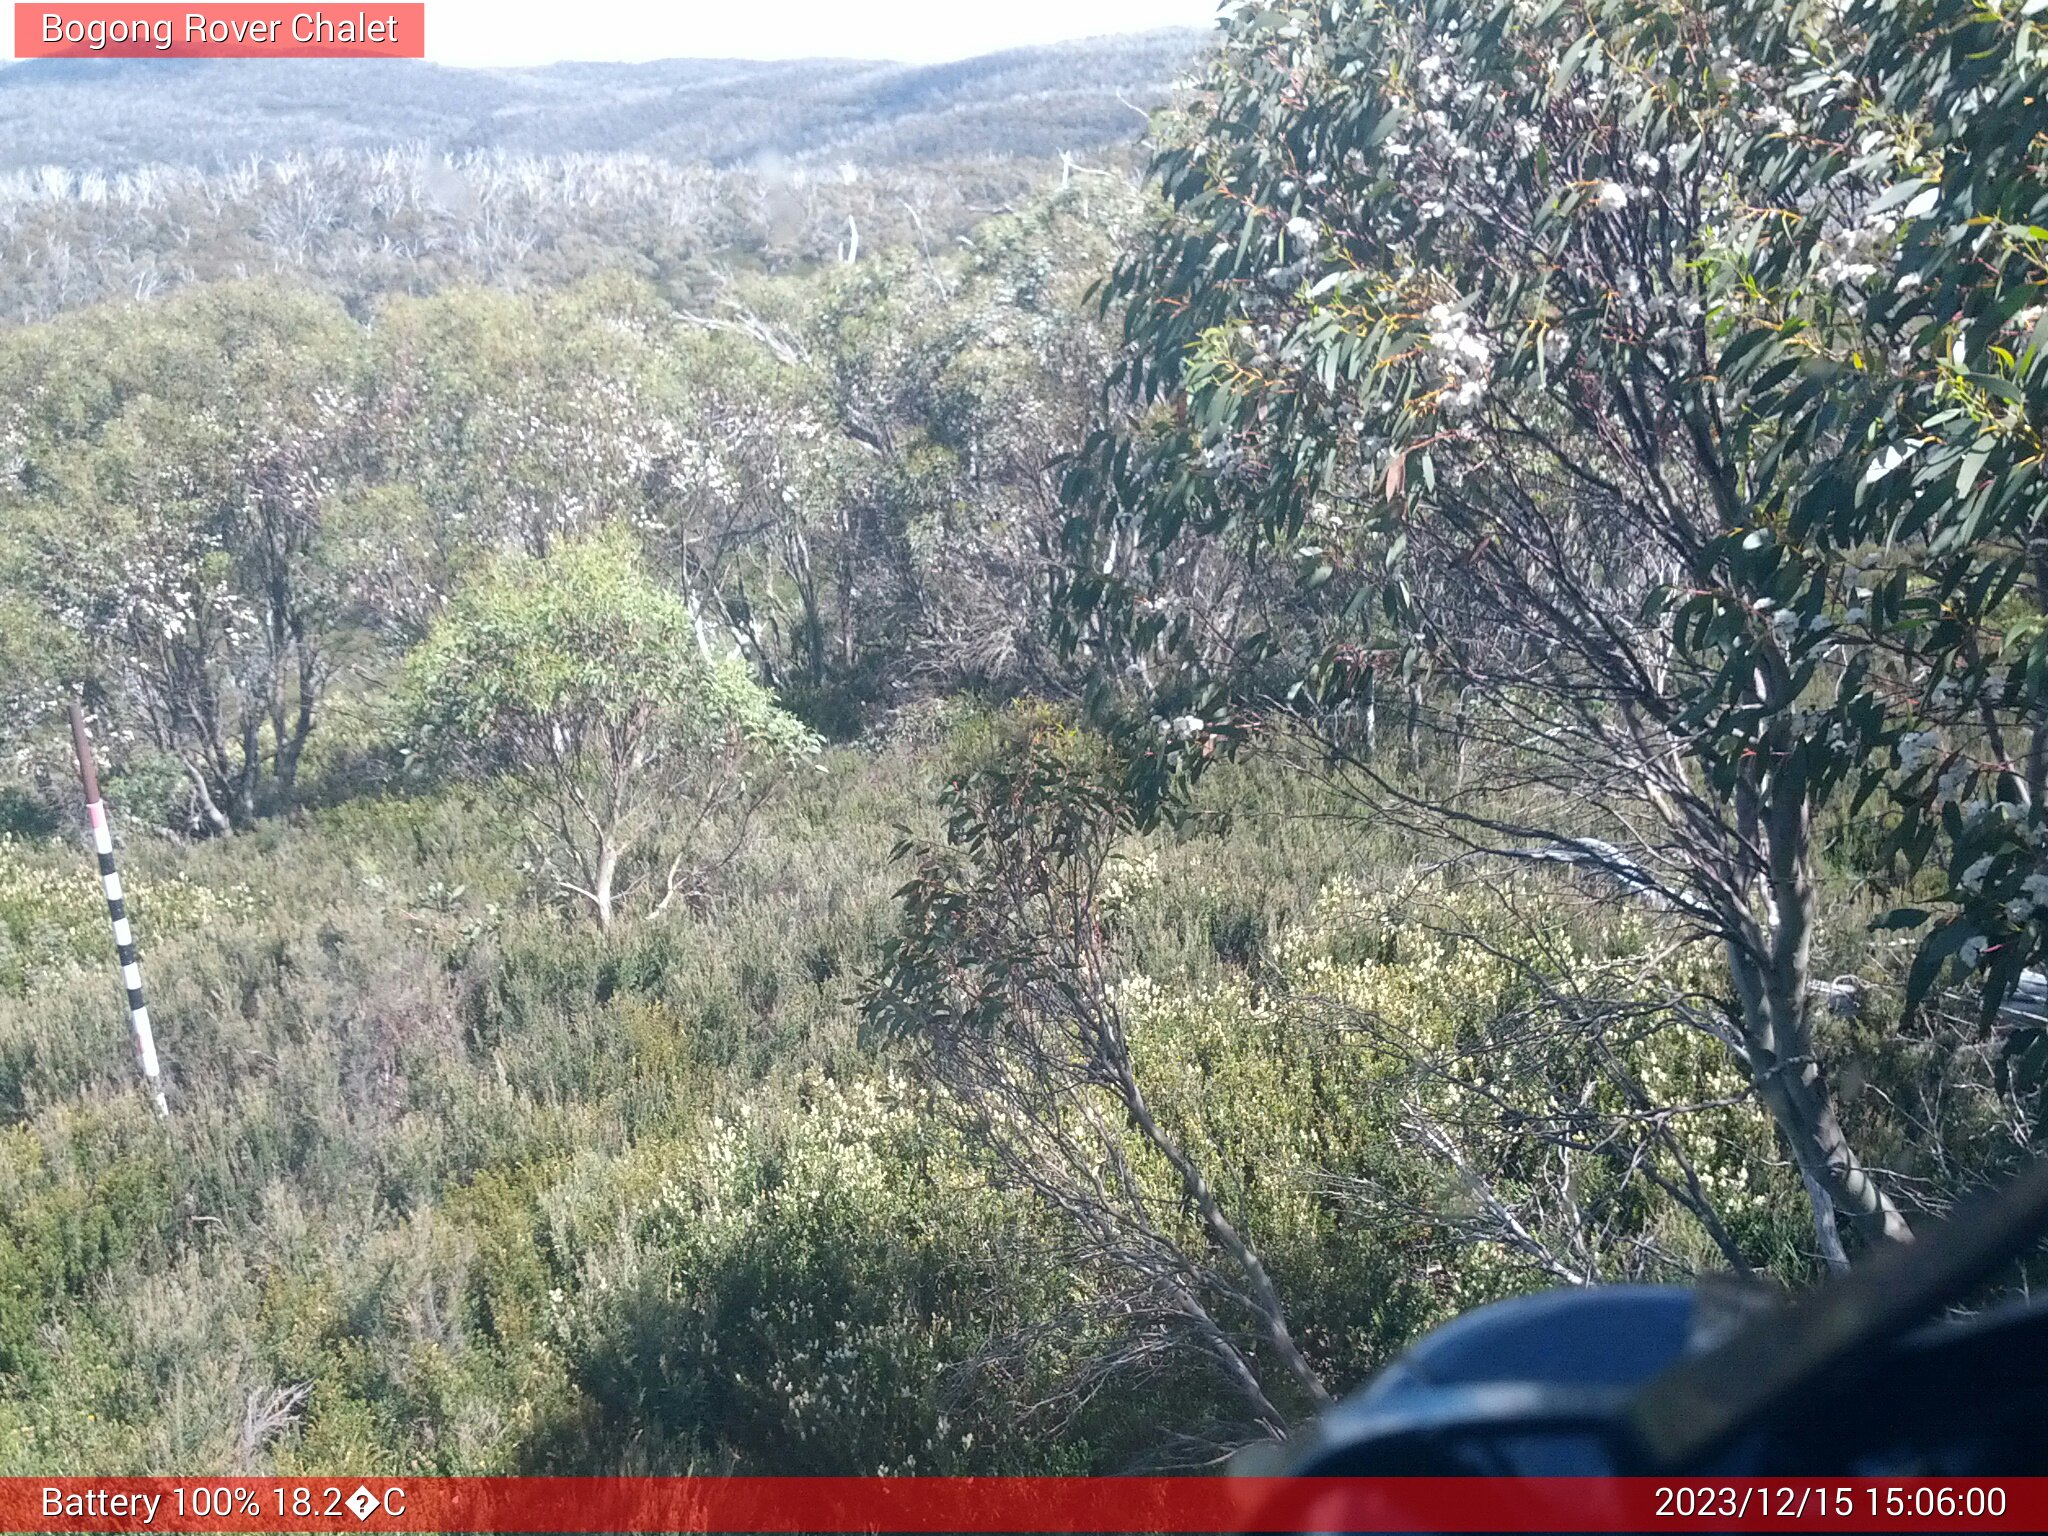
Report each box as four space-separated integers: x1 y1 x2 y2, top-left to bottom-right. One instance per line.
0 31 1206 172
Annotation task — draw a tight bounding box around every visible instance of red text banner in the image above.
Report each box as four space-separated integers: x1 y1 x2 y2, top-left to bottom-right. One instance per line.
0 1477 2043 1533
14 5 424 58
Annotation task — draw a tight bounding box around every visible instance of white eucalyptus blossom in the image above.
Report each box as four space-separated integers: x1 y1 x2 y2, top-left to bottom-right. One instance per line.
1592 181 1632 213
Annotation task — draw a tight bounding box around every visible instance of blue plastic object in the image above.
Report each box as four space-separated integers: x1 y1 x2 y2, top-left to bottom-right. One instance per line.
1288 1286 1698 1477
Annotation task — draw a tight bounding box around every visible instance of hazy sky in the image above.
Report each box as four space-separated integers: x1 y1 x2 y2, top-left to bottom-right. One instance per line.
419 0 1224 67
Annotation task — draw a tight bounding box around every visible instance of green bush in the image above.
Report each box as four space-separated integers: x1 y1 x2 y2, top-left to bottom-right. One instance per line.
543 1077 1075 1473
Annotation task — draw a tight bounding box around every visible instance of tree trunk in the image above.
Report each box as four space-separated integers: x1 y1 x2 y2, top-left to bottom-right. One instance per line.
1746 1020 1911 1254
1109 1042 1331 1414
181 758 236 838
2028 540 2048 811
1726 763 1912 1265
593 841 619 931
1454 685 1473 790
836 504 858 670
271 622 319 799
786 529 825 688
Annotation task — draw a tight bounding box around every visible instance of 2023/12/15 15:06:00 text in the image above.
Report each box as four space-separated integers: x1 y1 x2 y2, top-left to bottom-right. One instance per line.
1654 1484 2013 1521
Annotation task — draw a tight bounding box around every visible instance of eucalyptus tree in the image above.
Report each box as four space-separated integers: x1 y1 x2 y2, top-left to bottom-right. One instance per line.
889 183 1151 693
365 278 690 591
651 189 1146 716
0 281 367 830
1056 0 2041 1262
401 531 819 929
649 315 865 698
1751 0 2048 1068
866 716 1332 1440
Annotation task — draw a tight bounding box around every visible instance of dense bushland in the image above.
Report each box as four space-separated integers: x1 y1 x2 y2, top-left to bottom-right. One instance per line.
0 711 1994 1470
2 727 1730 1472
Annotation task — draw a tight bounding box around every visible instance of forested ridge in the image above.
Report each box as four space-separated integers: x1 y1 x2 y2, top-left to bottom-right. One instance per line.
0 33 1204 172
1 0 2045 1475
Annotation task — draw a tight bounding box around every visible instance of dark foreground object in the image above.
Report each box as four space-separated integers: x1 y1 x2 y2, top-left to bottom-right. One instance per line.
1288 1160 2048 1478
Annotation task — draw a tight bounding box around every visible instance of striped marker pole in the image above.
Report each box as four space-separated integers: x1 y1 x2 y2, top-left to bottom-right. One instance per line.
67 704 169 1118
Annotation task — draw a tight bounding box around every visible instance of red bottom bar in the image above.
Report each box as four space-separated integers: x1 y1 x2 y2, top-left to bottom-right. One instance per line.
1 1477 2041 1533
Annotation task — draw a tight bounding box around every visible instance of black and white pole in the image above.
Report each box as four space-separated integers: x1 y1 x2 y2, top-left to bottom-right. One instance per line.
68 704 169 1118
